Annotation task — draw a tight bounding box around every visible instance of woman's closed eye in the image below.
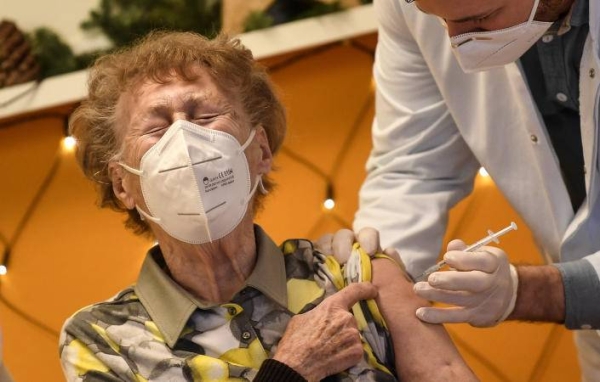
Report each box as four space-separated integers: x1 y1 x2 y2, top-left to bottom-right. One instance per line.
145 125 169 136
193 114 219 124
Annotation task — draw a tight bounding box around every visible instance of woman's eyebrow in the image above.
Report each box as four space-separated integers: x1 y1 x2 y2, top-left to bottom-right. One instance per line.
145 101 172 119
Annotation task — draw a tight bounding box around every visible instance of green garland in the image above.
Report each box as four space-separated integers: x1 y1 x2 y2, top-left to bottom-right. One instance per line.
244 0 352 33
28 28 100 80
81 0 222 47
243 1 373 33
27 0 372 81
28 0 222 80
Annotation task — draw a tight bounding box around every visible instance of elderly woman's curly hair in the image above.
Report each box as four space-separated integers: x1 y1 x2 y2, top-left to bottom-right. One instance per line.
69 31 287 237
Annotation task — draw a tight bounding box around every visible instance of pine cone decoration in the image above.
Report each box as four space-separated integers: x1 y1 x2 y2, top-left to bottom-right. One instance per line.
0 20 40 88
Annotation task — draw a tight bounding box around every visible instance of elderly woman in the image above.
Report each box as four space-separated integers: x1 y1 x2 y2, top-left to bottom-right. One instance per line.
59 31 475 382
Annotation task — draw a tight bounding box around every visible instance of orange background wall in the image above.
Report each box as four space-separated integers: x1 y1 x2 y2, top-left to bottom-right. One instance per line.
0 33 580 381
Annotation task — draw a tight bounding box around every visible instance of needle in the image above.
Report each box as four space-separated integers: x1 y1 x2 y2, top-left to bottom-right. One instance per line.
414 222 518 282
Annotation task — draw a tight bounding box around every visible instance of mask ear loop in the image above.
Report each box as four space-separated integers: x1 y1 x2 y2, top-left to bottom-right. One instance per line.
136 206 161 223
238 129 257 154
116 162 160 223
527 0 541 25
239 128 267 202
243 176 267 205
118 162 144 176
258 177 268 195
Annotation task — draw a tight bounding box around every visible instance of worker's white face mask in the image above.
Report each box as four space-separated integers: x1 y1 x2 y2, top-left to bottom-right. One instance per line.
449 0 552 73
119 119 264 244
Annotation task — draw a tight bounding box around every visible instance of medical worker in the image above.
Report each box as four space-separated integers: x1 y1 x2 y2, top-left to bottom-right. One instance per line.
351 0 600 378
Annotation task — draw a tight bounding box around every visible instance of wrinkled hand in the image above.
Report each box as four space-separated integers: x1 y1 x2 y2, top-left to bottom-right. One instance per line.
315 228 404 269
413 240 519 327
273 282 377 382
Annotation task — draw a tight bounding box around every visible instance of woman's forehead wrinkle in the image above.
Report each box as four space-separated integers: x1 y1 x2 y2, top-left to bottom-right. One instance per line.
180 92 211 110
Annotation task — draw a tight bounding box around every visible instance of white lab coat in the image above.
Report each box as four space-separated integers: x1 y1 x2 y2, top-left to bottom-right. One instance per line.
354 0 600 378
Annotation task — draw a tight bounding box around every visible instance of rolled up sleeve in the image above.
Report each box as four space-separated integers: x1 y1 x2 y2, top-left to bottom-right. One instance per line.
554 258 600 330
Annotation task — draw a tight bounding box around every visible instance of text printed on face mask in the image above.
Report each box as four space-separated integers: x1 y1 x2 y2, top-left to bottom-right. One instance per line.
203 168 235 193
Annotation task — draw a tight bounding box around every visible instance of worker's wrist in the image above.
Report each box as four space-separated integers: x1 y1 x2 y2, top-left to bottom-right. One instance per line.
509 265 564 322
498 264 519 322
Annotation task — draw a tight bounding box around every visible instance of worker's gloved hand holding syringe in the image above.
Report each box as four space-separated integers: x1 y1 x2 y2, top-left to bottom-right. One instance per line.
413 222 519 327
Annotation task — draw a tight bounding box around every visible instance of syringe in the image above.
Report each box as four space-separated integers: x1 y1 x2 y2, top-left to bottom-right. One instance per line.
414 222 518 282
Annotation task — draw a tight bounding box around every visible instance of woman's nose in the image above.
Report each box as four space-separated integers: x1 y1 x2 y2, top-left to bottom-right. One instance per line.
172 113 189 122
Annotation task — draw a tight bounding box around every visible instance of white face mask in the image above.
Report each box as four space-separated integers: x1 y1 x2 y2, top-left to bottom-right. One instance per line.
449 0 553 73
119 119 264 244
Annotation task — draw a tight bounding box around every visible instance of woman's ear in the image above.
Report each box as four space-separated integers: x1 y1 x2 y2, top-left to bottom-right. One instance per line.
254 126 273 175
108 162 136 209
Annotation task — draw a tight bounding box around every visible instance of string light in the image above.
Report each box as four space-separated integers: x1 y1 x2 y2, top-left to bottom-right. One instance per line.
323 183 335 210
323 198 335 210
479 167 489 177
0 113 68 340
62 136 77 151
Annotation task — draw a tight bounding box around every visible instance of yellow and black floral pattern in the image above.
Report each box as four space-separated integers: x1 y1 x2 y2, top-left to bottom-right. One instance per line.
60 231 397 382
